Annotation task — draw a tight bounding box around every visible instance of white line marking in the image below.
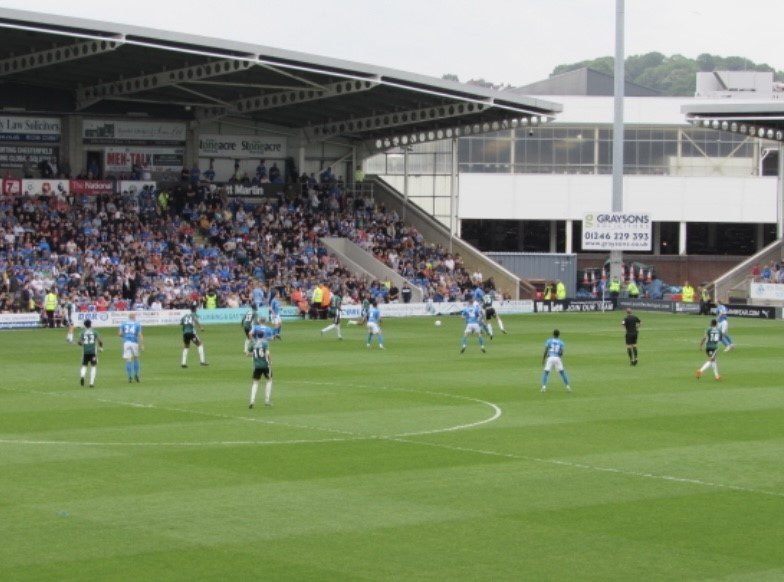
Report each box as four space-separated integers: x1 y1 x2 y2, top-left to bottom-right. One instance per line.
0 381 502 446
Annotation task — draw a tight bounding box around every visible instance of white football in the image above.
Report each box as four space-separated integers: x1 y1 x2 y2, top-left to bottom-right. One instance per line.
434 320 442 327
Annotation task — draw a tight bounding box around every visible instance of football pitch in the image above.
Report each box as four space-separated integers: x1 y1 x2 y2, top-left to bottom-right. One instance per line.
1 311 783 580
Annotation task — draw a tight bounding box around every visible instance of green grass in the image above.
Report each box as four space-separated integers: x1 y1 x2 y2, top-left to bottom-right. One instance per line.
1 312 783 580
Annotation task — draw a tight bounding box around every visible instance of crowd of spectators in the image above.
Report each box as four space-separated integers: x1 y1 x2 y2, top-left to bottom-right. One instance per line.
0 167 485 314
751 261 784 284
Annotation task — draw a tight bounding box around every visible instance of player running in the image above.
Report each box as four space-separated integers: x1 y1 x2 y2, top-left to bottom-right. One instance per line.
541 329 571 392
65 294 77 343
241 306 256 338
365 299 384 349
716 303 734 352
269 295 283 340
245 327 273 408
180 305 208 368
696 319 722 380
77 319 103 388
460 300 486 354
321 289 343 339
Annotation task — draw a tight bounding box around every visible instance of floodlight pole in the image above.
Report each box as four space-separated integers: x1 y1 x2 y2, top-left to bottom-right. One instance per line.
778 143 784 239
610 0 625 281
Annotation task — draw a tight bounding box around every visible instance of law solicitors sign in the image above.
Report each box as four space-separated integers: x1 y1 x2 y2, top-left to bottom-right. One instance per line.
198 134 287 159
582 212 652 251
0 116 61 169
0 115 61 143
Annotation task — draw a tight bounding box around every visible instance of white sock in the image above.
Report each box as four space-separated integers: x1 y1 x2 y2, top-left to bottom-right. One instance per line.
90 367 97 385
487 323 494 336
336 325 342 339
181 348 188 366
67 333 73 342
497 317 506 332
700 362 710 372
198 344 205 363
80 366 86 378
711 362 719 377
264 380 273 404
250 381 258 405
322 324 334 333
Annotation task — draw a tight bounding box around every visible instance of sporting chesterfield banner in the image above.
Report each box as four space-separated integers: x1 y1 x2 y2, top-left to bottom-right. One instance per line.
198 134 287 159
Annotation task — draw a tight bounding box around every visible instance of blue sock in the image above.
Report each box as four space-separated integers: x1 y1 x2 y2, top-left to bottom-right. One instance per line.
134 360 140 376
560 370 570 385
722 334 732 346
541 371 549 385
377 333 384 345
125 361 132 378
367 333 372 344
462 337 468 348
479 337 485 347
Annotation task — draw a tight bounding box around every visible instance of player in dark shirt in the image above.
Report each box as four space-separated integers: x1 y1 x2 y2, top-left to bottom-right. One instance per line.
621 308 641 366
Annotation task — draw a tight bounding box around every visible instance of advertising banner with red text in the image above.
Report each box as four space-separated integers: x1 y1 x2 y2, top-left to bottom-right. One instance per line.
69 180 115 196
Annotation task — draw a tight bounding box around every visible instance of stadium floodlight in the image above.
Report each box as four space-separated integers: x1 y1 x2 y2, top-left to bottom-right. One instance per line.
520 118 529 126
739 124 747 134
445 128 453 138
401 135 409 145
383 138 391 148
730 122 738 132
436 130 444 139
427 131 435 140
703 119 711 128
491 121 499 131
758 128 766 138
375 139 383 149
711 120 720 130
392 136 400 146
777 131 783 141
531 116 539 125
747 126 755 135
721 121 729 131
766 129 774 139
511 119 519 128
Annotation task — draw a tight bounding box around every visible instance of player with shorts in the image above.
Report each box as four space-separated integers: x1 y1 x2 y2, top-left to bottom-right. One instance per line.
241 306 256 338
541 329 571 392
269 295 282 340
321 290 343 339
621 307 641 366
65 295 77 343
696 319 722 380
180 305 208 368
716 303 734 352
365 299 384 349
460 300 486 354
78 319 103 388
245 328 273 408
118 312 144 382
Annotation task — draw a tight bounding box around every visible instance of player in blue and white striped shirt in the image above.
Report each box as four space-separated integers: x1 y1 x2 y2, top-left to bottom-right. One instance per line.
541 329 571 392
716 303 734 352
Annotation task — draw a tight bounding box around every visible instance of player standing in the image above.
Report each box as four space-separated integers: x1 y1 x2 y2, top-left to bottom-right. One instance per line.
118 312 143 382
541 329 571 392
78 319 103 388
241 306 256 338
460 300 486 354
245 328 273 408
716 303 734 352
621 307 641 365
269 295 282 340
365 299 384 349
65 294 77 343
180 305 208 368
321 289 343 339
696 319 722 380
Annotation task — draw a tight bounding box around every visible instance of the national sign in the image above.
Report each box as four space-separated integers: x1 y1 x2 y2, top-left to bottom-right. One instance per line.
70 180 115 196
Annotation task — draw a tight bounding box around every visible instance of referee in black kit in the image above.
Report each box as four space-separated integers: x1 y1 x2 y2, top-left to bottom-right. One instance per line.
622 307 641 366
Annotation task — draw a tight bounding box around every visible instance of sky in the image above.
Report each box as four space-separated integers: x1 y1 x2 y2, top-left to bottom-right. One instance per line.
0 0 782 87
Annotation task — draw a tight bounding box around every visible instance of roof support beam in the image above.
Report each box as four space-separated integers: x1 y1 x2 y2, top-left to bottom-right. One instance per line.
0 38 121 77
368 113 550 150
195 78 378 121
306 101 490 141
75 58 253 110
